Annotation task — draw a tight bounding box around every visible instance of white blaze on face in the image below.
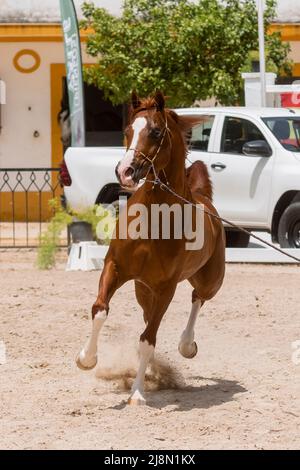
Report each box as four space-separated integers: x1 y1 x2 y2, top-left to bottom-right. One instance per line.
118 117 147 186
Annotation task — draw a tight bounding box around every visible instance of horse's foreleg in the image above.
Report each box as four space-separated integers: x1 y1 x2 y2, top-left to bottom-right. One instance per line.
178 290 203 359
135 280 154 324
76 309 106 370
76 258 119 371
129 282 176 405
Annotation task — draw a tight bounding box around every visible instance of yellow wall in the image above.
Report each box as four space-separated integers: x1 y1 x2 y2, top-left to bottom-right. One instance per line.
269 24 300 41
0 191 60 222
0 62 65 222
50 63 65 170
0 25 96 221
0 24 92 42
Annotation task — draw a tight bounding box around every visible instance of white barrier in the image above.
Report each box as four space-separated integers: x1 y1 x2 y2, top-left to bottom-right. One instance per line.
226 247 299 264
242 72 300 108
66 242 108 271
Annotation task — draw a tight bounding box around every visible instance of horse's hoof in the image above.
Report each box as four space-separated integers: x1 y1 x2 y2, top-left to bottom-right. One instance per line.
178 341 198 359
76 352 97 371
127 390 146 406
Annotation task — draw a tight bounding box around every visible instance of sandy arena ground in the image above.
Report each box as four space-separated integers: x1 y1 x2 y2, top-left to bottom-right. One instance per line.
0 249 300 450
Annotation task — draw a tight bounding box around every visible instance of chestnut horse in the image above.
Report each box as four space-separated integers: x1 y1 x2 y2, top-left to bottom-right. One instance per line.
76 91 226 405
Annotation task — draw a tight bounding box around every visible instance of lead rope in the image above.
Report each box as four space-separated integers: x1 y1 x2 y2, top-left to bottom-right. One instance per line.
140 121 300 264
148 176 300 263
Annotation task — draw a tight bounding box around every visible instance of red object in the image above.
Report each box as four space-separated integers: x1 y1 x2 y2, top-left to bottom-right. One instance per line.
59 159 72 186
281 93 300 108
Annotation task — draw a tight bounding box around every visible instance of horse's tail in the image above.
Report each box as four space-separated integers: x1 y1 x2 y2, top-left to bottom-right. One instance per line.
186 160 213 202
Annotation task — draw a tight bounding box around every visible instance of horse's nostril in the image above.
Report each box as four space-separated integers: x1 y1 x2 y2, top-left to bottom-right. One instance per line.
125 166 135 178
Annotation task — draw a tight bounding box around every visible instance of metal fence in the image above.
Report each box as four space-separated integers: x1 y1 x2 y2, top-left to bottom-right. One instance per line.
0 168 67 248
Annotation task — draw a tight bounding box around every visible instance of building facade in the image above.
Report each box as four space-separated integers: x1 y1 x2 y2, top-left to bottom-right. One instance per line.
0 0 300 220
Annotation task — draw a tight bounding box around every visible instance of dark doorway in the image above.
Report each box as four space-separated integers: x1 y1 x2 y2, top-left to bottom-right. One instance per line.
59 78 128 149
85 83 127 146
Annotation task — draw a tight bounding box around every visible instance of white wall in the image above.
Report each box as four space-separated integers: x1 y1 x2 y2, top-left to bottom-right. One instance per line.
0 0 123 22
0 0 300 23
275 0 300 23
0 41 93 168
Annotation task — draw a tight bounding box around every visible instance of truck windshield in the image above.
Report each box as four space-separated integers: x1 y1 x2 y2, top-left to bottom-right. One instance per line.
262 117 300 152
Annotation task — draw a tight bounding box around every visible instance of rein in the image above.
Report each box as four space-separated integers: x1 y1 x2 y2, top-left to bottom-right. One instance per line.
138 117 300 264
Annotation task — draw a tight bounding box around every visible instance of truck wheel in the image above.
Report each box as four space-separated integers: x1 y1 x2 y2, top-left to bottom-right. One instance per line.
225 230 250 248
96 187 131 214
278 202 300 248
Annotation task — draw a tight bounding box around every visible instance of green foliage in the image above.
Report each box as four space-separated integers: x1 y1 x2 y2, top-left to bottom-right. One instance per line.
37 199 72 270
37 199 117 270
81 0 292 106
266 32 293 76
242 50 277 75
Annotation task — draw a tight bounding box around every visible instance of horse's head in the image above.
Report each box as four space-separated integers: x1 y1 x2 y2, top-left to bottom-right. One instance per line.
115 90 171 188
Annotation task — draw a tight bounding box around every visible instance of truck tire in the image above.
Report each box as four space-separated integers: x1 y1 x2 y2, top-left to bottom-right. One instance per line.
96 185 131 212
225 230 250 248
278 202 300 248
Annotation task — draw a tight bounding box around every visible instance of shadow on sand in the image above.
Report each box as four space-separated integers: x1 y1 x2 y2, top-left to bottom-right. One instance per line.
110 376 247 411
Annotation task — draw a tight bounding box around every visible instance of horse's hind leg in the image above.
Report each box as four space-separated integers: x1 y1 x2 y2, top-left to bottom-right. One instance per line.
76 258 120 371
178 290 203 359
129 282 177 405
179 238 225 359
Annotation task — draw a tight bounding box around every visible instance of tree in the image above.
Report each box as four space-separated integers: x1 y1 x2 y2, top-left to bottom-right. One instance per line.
81 0 292 106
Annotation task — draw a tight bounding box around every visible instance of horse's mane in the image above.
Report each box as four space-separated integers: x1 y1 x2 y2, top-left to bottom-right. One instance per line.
132 96 208 153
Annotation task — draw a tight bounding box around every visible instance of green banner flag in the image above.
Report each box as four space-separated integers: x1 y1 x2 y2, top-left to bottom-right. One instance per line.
59 0 85 147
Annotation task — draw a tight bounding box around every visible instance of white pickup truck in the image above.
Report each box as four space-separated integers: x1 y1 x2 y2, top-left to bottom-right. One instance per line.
63 107 300 248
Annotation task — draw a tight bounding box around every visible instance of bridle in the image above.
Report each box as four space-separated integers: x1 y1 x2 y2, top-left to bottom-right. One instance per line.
126 110 172 189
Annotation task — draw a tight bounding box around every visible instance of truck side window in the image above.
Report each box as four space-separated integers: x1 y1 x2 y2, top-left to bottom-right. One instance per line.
189 116 215 151
221 117 266 155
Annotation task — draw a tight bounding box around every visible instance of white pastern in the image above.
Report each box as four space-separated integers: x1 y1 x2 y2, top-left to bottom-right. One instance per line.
179 299 202 358
78 311 107 368
129 340 154 405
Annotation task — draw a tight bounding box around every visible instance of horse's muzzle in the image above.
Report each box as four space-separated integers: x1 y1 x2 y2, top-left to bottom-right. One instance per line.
115 160 145 188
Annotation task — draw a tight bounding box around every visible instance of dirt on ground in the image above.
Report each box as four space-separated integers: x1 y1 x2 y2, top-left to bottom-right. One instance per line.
0 250 300 450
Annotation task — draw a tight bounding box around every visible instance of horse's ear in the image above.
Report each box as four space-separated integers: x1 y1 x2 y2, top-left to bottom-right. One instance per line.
154 90 165 112
131 90 141 109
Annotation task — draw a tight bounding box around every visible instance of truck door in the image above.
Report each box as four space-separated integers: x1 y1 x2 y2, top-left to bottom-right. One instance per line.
209 115 274 226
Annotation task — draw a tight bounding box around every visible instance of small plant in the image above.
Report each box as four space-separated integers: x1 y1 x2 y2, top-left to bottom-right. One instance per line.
37 198 117 270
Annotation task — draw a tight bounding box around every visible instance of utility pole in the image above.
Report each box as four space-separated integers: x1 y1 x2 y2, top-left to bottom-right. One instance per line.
258 0 267 107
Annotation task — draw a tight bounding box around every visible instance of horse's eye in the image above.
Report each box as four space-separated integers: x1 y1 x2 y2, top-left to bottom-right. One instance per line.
150 127 161 139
